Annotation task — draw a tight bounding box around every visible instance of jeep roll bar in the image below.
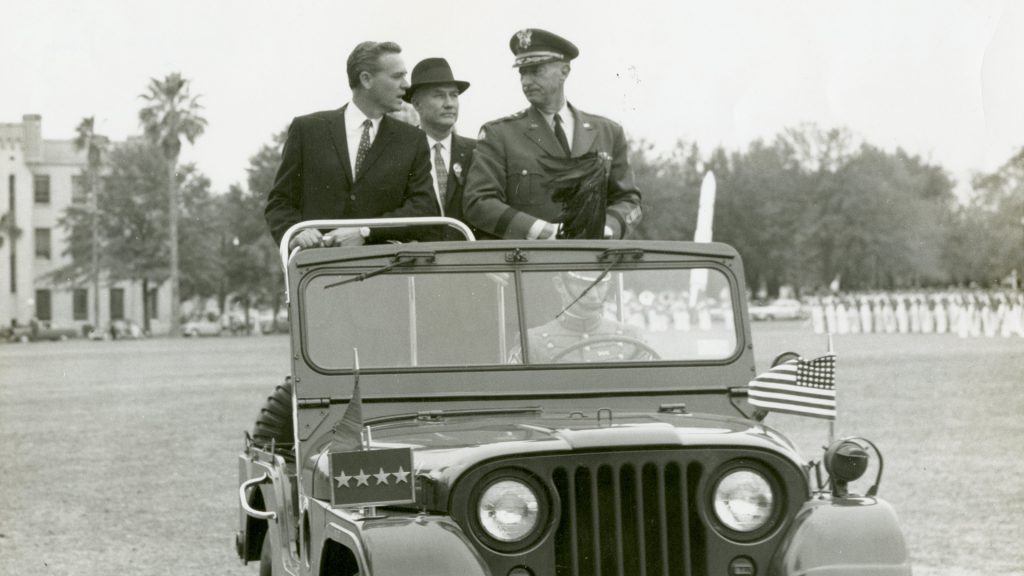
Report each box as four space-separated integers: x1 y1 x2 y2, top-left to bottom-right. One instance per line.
278 217 476 303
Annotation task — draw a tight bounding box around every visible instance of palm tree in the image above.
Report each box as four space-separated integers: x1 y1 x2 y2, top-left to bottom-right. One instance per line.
73 116 109 330
138 73 207 336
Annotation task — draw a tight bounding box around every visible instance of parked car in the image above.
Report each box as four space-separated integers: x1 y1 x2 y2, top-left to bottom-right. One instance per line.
236 218 910 576
5 320 78 342
182 317 223 337
749 297 805 321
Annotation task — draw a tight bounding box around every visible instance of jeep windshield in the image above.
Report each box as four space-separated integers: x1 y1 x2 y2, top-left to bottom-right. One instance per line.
301 263 738 370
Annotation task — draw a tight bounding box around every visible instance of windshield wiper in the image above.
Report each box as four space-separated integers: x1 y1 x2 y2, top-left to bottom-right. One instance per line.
323 251 435 289
556 248 644 319
366 406 543 427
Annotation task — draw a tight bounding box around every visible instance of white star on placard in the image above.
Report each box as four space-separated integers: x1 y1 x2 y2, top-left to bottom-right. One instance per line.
335 471 353 488
393 466 410 484
354 469 370 487
373 468 391 485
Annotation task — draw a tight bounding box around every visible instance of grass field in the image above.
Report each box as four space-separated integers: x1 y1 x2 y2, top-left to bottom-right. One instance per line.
0 325 1021 575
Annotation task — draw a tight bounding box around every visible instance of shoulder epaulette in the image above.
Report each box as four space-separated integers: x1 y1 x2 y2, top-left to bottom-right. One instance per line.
487 108 528 125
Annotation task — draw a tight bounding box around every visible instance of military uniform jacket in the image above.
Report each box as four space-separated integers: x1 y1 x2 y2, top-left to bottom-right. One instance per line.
264 105 438 246
462 105 642 239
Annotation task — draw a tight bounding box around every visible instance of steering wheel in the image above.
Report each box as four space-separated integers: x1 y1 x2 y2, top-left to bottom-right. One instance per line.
549 335 662 362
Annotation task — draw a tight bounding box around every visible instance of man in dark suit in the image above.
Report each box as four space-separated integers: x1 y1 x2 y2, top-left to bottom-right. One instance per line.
463 29 642 240
264 41 437 250
404 57 476 240
253 41 438 452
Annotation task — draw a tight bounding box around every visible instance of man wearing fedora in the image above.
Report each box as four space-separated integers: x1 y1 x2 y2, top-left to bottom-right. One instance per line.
404 58 476 240
462 28 642 240
264 40 437 250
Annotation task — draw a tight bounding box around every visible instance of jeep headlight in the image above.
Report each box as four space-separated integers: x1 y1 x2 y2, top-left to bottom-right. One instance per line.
478 479 540 542
713 469 774 532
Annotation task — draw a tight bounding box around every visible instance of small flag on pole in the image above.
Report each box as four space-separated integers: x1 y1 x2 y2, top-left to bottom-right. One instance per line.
748 354 836 420
332 349 363 451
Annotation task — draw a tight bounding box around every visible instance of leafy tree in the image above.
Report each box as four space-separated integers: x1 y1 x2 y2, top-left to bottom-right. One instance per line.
139 72 208 335
632 139 703 241
236 129 288 326
951 147 1024 285
72 116 109 324
59 139 216 332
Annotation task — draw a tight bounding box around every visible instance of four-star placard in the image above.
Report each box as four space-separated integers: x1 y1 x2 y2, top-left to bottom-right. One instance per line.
329 448 415 507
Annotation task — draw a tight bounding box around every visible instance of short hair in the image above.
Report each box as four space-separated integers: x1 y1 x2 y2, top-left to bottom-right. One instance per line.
347 41 403 89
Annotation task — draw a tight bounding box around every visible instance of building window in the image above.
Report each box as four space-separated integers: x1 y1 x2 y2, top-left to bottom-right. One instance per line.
71 174 86 203
74 289 88 321
110 287 125 320
34 174 51 204
35 289 52 321
147 288 159 319
35 228 51 259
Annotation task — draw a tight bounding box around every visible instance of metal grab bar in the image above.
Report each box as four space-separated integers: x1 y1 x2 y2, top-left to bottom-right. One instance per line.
278 217 476 303
239 474 277 521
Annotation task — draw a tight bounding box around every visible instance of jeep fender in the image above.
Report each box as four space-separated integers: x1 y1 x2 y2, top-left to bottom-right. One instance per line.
324 512 490 576
769 496 911 576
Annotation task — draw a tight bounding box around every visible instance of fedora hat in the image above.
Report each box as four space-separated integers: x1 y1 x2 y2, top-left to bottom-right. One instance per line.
403 58 470 102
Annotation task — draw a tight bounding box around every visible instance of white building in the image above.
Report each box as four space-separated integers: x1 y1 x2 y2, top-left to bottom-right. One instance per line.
1 114 171 336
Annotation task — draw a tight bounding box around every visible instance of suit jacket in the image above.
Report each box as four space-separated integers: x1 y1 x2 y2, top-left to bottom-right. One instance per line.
462 104 642 240
435 133 476 240
265 105 438 246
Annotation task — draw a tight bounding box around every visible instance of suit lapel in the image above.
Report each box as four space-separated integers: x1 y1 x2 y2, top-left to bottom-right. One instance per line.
326 105 353 185
355 115 395 182
446 136 469 212
570 104 596 156
522 106 565 158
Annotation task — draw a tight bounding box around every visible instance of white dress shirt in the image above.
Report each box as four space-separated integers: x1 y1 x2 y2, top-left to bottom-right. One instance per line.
539 102 575 154
344 103 382 177
426 133 453 215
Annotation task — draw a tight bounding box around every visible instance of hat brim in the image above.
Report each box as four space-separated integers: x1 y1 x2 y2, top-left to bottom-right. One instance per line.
402 80 471 103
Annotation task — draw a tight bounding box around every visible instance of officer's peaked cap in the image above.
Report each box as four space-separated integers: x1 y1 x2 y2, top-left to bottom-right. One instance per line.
510 28 579 68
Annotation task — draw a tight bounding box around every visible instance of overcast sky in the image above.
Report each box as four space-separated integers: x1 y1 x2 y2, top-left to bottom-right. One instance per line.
3 0 1022 198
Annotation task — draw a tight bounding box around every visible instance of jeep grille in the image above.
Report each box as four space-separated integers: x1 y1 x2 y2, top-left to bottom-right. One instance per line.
552 456 701 576
451 448 806 576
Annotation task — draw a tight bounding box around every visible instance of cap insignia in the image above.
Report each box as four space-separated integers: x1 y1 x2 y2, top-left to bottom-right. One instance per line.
516 29 533 50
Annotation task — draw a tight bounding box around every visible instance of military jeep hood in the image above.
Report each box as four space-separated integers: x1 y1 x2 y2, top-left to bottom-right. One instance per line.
309 409 805 507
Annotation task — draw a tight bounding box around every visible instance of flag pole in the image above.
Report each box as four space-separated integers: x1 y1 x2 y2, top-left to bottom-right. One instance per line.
826 334 835 445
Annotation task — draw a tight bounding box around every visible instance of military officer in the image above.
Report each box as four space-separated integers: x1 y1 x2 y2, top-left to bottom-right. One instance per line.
462 28 642 240
510 271 655 363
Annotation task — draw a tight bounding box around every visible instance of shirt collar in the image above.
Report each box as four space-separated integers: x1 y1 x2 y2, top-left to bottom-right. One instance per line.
346 102 381 130
426 132 453 151
539 102 572 126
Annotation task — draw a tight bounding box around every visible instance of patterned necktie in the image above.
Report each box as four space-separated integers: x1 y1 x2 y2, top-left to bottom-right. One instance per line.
554 113 571 157
433 142 448 208
354 119 372 177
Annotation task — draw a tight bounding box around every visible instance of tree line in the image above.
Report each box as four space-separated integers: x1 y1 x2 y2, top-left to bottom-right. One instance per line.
54 75 1022 335
632 124 1023 295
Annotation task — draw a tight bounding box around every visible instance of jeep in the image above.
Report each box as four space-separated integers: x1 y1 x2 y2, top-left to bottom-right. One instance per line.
237 217 911 576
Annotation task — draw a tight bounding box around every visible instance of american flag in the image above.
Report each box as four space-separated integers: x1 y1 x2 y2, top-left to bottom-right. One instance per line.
748 354 836 420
